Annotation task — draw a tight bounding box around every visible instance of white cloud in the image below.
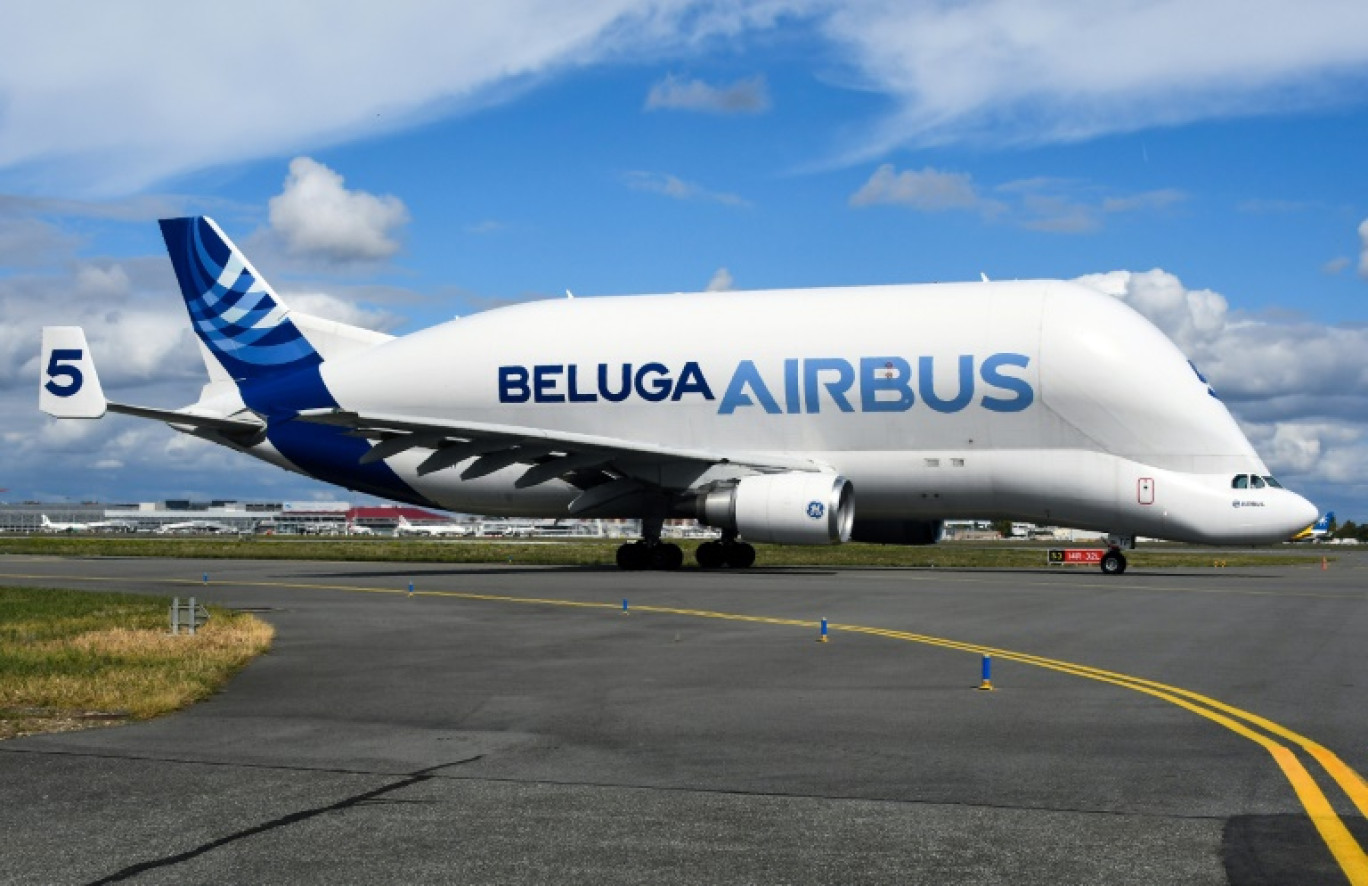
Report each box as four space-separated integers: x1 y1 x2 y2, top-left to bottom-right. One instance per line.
0 257 197 393
0 193 194 222
0 2 687 195
849 164 987 212
1015 190 1098 234
1255 422 1325 475
706 267 734 291
1101 189 1186 214
1237 198 1319 214
1244 420 1368 487
284 291 403 333
464 220 508 235
819 0 1368 157
267 157 409 262
1075 270 1228 355
1323 256 1350 275
1073 268 1368 503
2 4 1365 193
851 166 1183 233
645 74 771 113
1359 218 1368 278
623 171 750 207
0 216 79 266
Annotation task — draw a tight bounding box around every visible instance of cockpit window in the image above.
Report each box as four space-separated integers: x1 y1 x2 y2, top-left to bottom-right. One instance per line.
1231 474 1281 490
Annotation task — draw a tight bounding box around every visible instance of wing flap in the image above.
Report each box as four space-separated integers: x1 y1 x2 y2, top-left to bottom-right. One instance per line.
418 440 506 476
516 453 612 489
461 445 554 481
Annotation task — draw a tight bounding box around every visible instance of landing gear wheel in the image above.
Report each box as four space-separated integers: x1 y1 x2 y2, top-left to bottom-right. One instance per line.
726 542 756 569
1100 550 1127 575
617 541 682 570
616 541 651 571
651 543 683 571
695 540 725 569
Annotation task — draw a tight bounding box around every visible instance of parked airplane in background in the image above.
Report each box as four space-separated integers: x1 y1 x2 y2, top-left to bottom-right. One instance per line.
396 515 470 537
1291 511 1334 542
345 520 375 536
40 217 1318 573
155 519 238 535
41 515 137 533
40 514 89 533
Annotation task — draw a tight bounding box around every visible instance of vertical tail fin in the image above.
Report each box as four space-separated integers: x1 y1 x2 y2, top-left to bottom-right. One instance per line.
159 217 323 382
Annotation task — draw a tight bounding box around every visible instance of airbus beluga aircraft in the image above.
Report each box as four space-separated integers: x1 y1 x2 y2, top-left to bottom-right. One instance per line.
40 217 1316 573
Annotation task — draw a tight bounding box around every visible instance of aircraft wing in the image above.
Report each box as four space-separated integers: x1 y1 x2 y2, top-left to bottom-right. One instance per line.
291 408 826 490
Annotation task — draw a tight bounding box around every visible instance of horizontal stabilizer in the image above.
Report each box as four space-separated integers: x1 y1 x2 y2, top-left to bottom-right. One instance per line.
42 326 264 440
40 327 107 418
107 403 264 435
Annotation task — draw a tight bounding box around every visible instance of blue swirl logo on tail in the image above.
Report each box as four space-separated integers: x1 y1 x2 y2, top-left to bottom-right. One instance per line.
157 216 434 509
159 217 321 380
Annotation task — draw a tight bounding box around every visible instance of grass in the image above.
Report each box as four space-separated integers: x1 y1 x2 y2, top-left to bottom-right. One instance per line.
0 586 273 740
0 533 1328 569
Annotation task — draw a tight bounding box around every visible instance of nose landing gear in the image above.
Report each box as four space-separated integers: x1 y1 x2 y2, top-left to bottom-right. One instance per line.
1100 549 1127 574
1100 535 1134 574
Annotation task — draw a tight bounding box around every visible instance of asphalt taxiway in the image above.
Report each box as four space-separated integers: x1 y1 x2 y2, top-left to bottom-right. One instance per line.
1 554 1366 885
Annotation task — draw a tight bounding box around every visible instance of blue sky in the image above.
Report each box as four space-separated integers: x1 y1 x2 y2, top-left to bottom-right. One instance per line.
3 1 1368 521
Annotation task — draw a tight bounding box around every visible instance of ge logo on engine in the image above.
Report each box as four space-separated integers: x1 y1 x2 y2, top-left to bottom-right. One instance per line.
806 501 825 520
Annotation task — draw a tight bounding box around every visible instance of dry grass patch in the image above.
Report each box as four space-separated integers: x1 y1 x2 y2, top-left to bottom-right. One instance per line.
0 586 273 740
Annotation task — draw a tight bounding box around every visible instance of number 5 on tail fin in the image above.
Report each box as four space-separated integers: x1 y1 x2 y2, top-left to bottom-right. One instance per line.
39 327 107 418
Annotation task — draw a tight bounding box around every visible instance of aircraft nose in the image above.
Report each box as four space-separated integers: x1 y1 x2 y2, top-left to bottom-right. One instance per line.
1286 493 1320 535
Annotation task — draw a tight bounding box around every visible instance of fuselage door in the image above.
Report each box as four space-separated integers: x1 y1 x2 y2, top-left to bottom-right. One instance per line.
1137 477 1155 506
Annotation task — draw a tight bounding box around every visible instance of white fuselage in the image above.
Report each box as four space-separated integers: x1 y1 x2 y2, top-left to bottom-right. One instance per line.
234 280 1313 544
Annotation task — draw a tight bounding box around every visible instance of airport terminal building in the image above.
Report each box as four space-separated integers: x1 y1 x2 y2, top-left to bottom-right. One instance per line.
1 500 1087 540
0 500 450 534
0 499 648 537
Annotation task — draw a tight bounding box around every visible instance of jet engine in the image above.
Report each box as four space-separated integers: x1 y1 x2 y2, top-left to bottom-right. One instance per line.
849 519 944 546
694 473 854 544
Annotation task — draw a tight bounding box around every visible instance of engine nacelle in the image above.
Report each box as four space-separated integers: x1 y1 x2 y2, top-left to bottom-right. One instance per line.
694 473 854 545
850 519 944 546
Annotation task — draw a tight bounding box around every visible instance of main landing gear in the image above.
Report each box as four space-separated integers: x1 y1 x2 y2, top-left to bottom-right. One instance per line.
694 529 755 569
613 526 757 570
616 514 684 571
616 539 683 571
